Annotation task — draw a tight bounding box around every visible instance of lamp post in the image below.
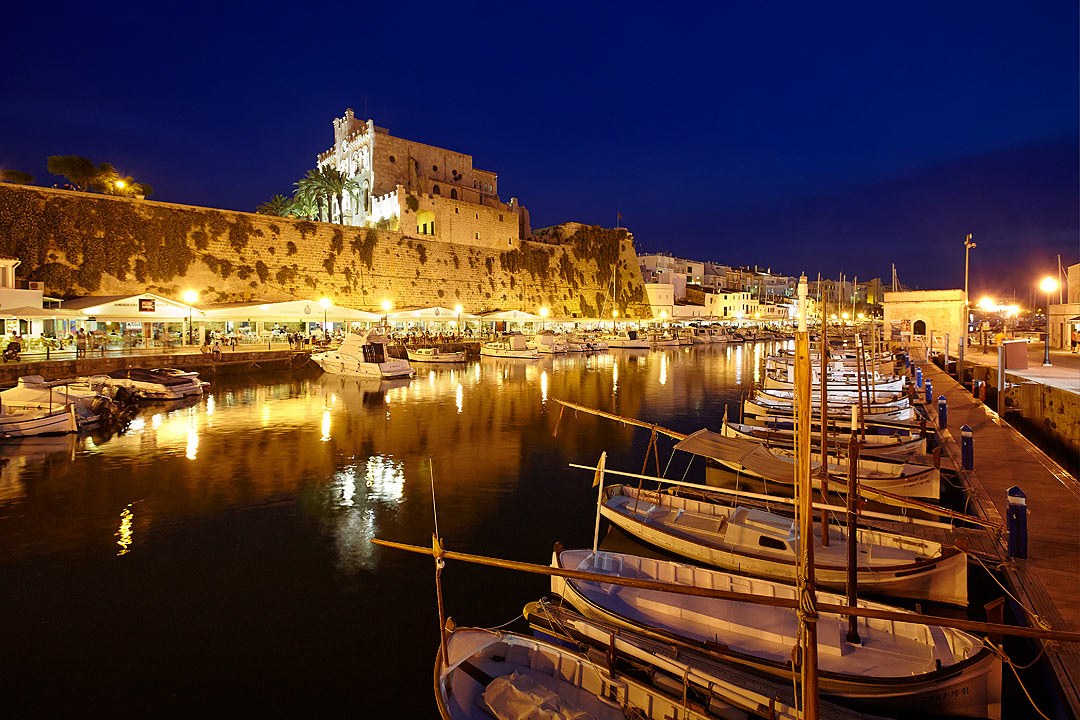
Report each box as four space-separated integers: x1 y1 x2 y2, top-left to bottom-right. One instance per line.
962 233 976 374
182 290 198 345
381 300 392 333
612 309 619 333
1040 276 1058 366
319 297 331 339
539 306 549 331
455 304 463 338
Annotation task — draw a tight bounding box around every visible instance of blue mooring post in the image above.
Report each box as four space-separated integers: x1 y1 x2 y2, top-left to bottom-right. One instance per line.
904 353 910 369
1007 486 1028 559
960 424 974 470
915 366 923 389
937 395 948 428
924 379 932 404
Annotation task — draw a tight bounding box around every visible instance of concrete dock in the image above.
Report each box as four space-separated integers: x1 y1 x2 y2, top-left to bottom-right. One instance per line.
916 356 1080 717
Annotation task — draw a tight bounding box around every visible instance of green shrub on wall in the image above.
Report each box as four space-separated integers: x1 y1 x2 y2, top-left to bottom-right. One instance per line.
349 229 377 270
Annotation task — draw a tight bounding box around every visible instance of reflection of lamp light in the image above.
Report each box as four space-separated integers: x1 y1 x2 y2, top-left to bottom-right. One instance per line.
182 290 198 345
1040 276 1058 366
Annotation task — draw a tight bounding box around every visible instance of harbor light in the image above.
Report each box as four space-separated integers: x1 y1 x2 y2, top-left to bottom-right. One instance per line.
978 297 994 311
381 300 392 312
319 297 331 332
182 290 198 345
1039 276 1058 366
1040 276 1058 294
115 180 125 190
842 312 849 320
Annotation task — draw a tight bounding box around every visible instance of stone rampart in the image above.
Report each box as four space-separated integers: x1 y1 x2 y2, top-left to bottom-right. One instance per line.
0 184 651 318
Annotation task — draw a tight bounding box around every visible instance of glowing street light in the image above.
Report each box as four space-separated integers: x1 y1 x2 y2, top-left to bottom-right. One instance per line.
320 297 331 336
539 306 549 331
612 309 619 332
978 296 994 311
182 290 198 345
1040 276 1058 366
455 304 463 337
381 299 392 332
115 180 125 190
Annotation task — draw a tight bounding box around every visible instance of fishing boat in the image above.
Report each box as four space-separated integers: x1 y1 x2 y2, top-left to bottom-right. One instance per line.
679 428 940 500
550 549 1000 718
690 327 714 344
1 375 134 426
647 331 679 347
479 333 538 359
436 627 724 720
310 331 415 378
598 483 966 604
98 367 208 400
0 403 78 437
676 328 695 345
407 347 466 363
721 418 927 457
557 334 586 352
600 329 650 348
762 370 906 394
745 392 916 423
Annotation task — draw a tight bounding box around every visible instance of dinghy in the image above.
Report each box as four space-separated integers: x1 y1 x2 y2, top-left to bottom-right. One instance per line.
551 549 1000 719
407 347 466 363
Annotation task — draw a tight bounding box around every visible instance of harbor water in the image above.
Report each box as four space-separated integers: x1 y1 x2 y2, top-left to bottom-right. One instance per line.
0 342 1026 716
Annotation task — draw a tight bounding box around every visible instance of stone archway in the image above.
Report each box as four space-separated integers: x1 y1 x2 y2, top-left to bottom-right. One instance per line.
913 319 926 336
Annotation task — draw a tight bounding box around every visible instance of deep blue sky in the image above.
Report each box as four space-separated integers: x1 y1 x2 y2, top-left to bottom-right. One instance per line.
2 1 1076 297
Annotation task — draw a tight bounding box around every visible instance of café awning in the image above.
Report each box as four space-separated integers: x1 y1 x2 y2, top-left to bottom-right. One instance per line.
386 305 479 321
478 309 546 323
201 300 381 322
62 293 201 321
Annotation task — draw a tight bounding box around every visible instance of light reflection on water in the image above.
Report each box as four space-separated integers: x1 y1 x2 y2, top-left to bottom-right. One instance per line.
0 341 785 714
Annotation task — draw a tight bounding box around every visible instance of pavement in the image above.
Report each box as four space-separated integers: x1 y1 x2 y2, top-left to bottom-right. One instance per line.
959 344 1080 394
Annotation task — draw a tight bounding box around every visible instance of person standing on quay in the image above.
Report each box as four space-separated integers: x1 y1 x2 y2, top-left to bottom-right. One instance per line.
75 330 87 358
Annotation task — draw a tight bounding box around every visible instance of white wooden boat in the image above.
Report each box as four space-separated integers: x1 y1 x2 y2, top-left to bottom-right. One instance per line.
551 549 1000 719
678 428 940 500
480 333 539 359
600 329 650 348
557 335 586 352
436 627 725 720
1 375 123 426
745 393 916 423
690 328 714 344
647 331 679 347
676 328 695 345
0 403 78 437
599 484 966 604
311 331 415 378
721 418 927 457
407 347 466 363
763 371 906 394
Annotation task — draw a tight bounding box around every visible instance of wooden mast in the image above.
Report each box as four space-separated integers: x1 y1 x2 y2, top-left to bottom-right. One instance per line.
794 274 819 718
818 275 830 547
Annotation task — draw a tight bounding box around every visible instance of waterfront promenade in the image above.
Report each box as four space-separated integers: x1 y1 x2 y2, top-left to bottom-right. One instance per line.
917 357 1080 716
963 344 1080 395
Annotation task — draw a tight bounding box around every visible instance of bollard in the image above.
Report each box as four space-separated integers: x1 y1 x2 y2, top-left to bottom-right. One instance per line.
979 382 987 403
1006 486 1027 559
972 379 980 398
937 395 947 428
924 379 932 404
904 353 910 369
960 424 974 470
915 366 923 389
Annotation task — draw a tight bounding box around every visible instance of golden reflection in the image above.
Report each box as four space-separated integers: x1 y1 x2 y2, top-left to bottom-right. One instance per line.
116 505 133 556
429 370 436 388
659 353 667 386
753 342 762 384
127 417 146 432
365 455 405 501
206 394 215 415
151 414 163 428
540 371 548 403
734 345 743 384
186 426 199 460
261 405 270 427
612 360 619 393
339 468 356 507
321 409 331 441
455 383 463 413
474 363 481 381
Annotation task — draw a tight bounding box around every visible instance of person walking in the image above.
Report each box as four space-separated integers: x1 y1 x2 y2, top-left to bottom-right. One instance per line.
75 330 87 358
1071 327 1079 354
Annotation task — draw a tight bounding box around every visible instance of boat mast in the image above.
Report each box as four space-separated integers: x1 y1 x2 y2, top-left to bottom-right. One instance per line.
592 451 607 554
818 277 829 548
794 274 820 719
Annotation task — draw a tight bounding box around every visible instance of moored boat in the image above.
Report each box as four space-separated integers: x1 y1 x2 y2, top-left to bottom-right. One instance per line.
599 483 966 604
600 329 650 348
0 403 79 437
99 367 207 400
407 347 466 363
551 549 1000 719
311 331 415 378
479 333 538 359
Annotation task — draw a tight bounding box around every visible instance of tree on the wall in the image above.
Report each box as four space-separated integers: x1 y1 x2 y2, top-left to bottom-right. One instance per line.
257 194 292 216
0 170 33 185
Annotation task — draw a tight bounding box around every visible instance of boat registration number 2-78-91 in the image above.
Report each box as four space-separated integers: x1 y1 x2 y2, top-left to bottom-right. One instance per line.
925 685 970 703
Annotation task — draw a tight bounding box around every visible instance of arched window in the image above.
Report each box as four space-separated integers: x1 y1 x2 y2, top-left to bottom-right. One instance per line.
913 320 926 336
450 189 457 199
432 184 440 195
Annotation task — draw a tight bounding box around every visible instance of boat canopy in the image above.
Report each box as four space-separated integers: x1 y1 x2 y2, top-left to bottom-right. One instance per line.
674 429 796 481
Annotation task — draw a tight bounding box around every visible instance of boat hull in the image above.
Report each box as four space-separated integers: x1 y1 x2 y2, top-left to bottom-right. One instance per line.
0 405 78 437
407 349 466 363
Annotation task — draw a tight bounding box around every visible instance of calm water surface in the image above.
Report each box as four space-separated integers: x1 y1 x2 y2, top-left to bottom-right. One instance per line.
0 342 788 715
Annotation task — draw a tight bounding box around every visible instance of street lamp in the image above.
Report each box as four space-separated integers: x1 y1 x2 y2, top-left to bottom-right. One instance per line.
319 297 331 338
454 304 464 338
539 306 549 330
182 290 198 345
612 309 619 333
381 299 392 332
962 233 976 370
1040 276 1058 366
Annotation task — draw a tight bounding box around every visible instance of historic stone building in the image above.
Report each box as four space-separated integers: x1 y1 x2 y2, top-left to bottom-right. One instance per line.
316 109 531 252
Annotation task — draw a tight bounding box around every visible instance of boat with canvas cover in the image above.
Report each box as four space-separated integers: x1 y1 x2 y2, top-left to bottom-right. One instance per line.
1 375 131 426
678 428 940 500
525 330 568 354
99 367 207 400
550 549 1000 718
600 329 650 348
0 403 78 437
720 418 927 458
745 392 916 423
763 370 906 394
436 627 727 720
311 331 415 378
598 483 966 604
479 333 538 359
407 347 466 363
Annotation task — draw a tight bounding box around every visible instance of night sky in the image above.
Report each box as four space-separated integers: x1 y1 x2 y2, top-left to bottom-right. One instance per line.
2 2 1076 297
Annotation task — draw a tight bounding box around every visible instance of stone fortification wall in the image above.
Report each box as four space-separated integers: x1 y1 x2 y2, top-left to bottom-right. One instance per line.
0 184 651 318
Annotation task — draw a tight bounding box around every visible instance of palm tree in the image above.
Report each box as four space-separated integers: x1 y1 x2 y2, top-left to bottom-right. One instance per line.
319 166 349 225
294 168 333 222
256 194 292 216
289 191 319 220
